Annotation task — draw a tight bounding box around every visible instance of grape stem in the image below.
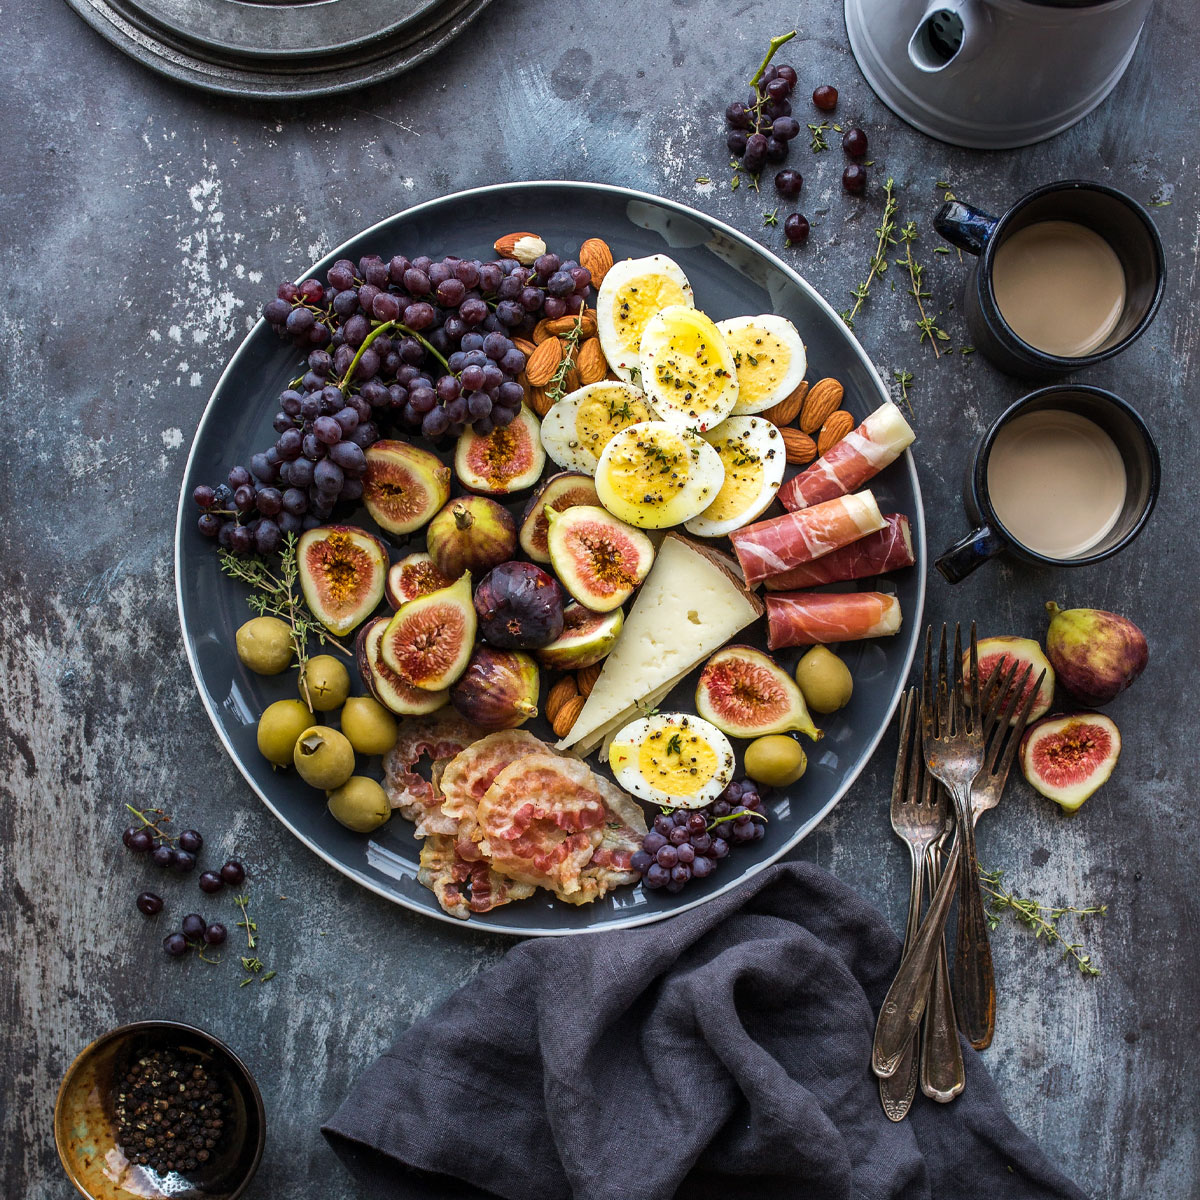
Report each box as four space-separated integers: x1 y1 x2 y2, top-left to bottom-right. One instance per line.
125 803 174 843
748 30 796 89
339 318 451 394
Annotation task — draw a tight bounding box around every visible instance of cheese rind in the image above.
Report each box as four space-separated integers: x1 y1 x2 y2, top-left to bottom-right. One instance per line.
556 534 763 752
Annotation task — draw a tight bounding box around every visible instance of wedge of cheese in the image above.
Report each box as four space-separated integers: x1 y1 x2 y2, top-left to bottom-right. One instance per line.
558 534 764 754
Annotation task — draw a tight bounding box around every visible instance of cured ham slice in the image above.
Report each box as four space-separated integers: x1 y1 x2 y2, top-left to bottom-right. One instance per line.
417 835 536 919
382 711 481 837
777 402 915 512
729 491 885 586
763 514 914 590
765 591 902 649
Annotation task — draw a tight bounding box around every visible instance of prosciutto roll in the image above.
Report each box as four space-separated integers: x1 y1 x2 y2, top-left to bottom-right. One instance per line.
729 491 885 586
778 402 915 512
765 591 902 648
763 514 914 590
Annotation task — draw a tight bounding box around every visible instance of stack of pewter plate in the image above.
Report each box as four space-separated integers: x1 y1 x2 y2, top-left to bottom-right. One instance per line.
64 0 492 99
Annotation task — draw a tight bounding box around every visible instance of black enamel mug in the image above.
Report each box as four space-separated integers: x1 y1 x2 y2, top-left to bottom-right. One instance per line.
934 180 1165 379
936 385 1160 583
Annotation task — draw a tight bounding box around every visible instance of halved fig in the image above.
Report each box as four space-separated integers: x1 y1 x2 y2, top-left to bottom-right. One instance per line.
965 636 1055 724
426 496 517 579
475 562 564 649
385 552 453 610
380 572 476 690
450 646 540 730
297 525 388 637
545 505 654 612
535 601 624 670
1020 712 1120 812
696 645 821 740
355 617 449 715
518 471 601 563
455 405 545 495
362 441 451 536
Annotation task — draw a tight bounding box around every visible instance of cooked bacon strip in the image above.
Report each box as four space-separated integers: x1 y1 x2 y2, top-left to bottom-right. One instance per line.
417 835 536 919
778 402 915 512
556 783 647 905
763 514 914 590
382 712 481 837
729 491 885 586
765 591 902 649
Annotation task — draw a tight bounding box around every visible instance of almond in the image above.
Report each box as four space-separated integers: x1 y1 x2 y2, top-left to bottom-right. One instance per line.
576 662 602 697
525 338 563 387
546 312 598 338
781 427 818 465
551 693 586 739
563 366 580 394
512 337 537 358
579 237 614 286
493 232 546 266
818 410 855 456
576 337 607 385
762 380 809 427
527 384 553 417
545 676 579 723
799 378 845 433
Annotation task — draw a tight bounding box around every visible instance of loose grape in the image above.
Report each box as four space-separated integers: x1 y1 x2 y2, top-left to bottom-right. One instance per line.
199 871 223 894
842 127 869 157
181 913 207 940
137 892 164 915
774 169 803 199
163 933 189 957
813 84 838 111
784 213 810 245
842 164 868 194
220 860 246 886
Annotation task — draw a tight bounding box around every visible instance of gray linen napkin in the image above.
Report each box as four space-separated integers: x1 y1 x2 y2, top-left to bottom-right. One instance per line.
323 860 1088 1200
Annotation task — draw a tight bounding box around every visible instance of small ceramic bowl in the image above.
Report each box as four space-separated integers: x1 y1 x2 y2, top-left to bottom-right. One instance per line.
54 1020 265 1200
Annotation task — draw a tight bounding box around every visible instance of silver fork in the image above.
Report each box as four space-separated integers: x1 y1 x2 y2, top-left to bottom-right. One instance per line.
879 689 943 1122
920 811 962 1102
872 637 1034 1076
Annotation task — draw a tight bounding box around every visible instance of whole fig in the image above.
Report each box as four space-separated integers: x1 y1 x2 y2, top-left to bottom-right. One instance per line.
450 646 539 730
475 562 564 649
1045 602 1147 706
426 496 516 579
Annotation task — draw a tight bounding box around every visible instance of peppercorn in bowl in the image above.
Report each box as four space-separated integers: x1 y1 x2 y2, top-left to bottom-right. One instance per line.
54 1020 265 1200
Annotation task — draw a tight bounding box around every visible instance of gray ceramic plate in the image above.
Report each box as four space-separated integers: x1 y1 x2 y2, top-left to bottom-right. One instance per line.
175 181 926 936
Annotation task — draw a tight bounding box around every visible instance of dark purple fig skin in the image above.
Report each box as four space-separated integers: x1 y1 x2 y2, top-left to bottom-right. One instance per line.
449 646 539 729
474 561 565 649
1045 602 1148 706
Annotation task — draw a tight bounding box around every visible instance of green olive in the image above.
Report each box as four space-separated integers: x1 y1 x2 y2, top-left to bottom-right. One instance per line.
236 616 293 675
293 725 356 790
795 645 853 714
340 696 399 756
299 654 350 711
327 776 392 833
257 699 314 767
743 735 807 788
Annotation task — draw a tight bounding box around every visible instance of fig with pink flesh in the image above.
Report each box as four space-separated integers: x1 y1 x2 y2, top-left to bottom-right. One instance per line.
474 562 565 649
518 471 601 563
696 645 821 740
450 646 540 730
1020 712 1121 812
297 525 388 637
964 636 1054 724
455 406 546 495
535 601 624 670
1045 602 1147 706
355 617 449 715
385 552 452 610
362 441 451 535
426 496 517 580
380 572 476 691
545 505 654 612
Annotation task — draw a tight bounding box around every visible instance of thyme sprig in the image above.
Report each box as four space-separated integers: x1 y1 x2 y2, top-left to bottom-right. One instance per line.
980 867 1107 977
895 221 948 357
808 121 830 152
841 177 898 329
218 533 350 710
893 369 913 409
545 305 589 404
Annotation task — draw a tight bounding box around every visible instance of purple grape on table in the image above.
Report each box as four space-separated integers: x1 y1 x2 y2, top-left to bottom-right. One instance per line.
137 892 164 916
163 932 189 958
204 923 228 946
181 913 207 940
151 844 177 869
198 871 224 895
220 860 246 886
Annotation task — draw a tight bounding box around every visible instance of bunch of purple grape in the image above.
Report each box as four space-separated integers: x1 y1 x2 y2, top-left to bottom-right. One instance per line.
633 780 766 894
725 60 801 176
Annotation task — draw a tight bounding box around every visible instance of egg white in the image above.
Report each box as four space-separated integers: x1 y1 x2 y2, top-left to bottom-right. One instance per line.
608 712 736 809
638 305 740 433
595 420 725 529
685 416 787 537
539 382 656 475
595 255 695 383
716 314 807 416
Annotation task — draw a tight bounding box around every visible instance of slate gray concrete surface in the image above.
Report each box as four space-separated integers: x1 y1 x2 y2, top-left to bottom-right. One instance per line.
3 0 1197 1196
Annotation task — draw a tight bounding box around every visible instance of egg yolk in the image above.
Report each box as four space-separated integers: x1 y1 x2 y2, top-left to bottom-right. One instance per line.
603 428 697 507
636 728 720 798
650 313 735 422
613 275 689 355
700 435 770 520
574 390 653 458
725 327 793 404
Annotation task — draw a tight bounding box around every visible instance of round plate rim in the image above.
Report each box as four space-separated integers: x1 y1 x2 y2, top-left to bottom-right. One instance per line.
174 179 927 936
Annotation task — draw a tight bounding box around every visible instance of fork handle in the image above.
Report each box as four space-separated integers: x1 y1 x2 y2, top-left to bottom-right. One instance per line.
878 844 923 1120
949 782 996 1049
872 840 962 1077
921 843 965 1102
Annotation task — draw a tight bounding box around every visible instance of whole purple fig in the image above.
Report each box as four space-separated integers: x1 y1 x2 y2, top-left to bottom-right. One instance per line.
1044 602 1147 706
474 562 564 649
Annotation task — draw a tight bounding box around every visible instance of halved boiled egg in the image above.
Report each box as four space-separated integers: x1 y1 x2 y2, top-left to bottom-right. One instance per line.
716 314 807 415
595 254 694 383
638 305 739 433
595 420 725 529
685 416 786 537
609 712 736 809
540 382 656 475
